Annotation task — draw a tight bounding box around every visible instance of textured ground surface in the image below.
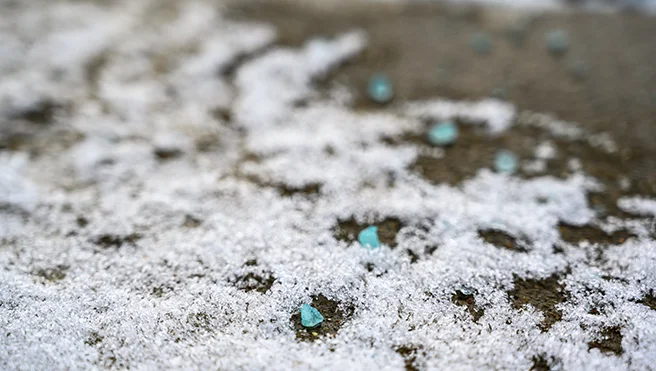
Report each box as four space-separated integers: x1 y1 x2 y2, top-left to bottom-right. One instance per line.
1 1 656 370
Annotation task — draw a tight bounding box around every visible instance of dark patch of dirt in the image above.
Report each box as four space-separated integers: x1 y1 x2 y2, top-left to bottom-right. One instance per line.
479 229 529 252
194 133 222 152
76 216 89 228
558 223 635 245
92 233 142 249
277 183 322 196
0 132 32 151
7 99 63 124
637 290 656 311
508 273 567 331
406 249 420 263
154 146 182 160
233 259 275 293
530 354 560 371
395 345 421 371
588 326 624 356
211 107 233 123
151 285 174 298
451 289 485 323
187 312 212 331
334 217 403 247
530 355 550 371
291 294 354 342
33 265 69 282
425 245 439 255
244 258 258 266
183 214 202 228
234 272 275 293
236 160 322 197
364 262 387 277
85 332 104 346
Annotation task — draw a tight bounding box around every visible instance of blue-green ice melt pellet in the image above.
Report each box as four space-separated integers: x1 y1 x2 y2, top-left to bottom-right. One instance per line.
545 29 569 55
494 150 519 174
358 226 381 249
470 32 492 55
367 74 394 104
428 120 459 146
300 304 324 328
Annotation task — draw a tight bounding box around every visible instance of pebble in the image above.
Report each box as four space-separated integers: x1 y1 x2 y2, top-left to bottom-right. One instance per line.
358 226 381 249
367 73 394 104
300 304 324 328
494 150 519 174
428 120 459 146
545 29 569 55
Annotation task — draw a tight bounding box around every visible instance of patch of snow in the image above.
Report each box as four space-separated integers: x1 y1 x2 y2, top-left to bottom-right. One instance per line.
0 2 655 371
405 98 516 134
618 197 656 217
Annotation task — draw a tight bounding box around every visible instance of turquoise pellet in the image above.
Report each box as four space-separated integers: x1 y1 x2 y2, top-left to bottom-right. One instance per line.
494 150 519 174
545 30 569 55
358 226 381 249
470 32 492 55
367 74 394 104
300 304 324 328
428 120 459 146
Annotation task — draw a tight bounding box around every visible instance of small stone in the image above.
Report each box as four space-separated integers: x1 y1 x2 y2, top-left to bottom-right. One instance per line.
470 32 492 56
545 29 569 56
494 150 519 174
358 226 381 249
367 73 394 104
428 120 459 146
300 304 324 328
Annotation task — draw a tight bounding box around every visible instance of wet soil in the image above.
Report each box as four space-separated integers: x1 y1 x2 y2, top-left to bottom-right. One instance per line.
228 0 656 214
588 326 624 355
334 217 403 247
291 294 354 342
507 273 567 331
451 289 485 322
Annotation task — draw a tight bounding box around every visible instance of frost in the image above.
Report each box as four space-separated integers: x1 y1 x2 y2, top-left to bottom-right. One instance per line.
1 1 655 371
618 197 656 217
405 98 516 134
0 153 38 211
234 31 367 129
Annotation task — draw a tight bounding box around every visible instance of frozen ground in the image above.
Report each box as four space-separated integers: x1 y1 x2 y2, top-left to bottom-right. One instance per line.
1 1 656 370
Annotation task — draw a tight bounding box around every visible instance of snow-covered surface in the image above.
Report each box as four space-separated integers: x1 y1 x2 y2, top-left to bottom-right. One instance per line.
1 1 655 371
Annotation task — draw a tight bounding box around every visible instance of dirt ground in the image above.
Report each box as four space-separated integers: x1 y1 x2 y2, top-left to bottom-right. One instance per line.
227 0 656 192
226 3 656 351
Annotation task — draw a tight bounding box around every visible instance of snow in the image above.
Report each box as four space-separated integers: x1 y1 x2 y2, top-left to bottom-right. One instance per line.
0 1 655 370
